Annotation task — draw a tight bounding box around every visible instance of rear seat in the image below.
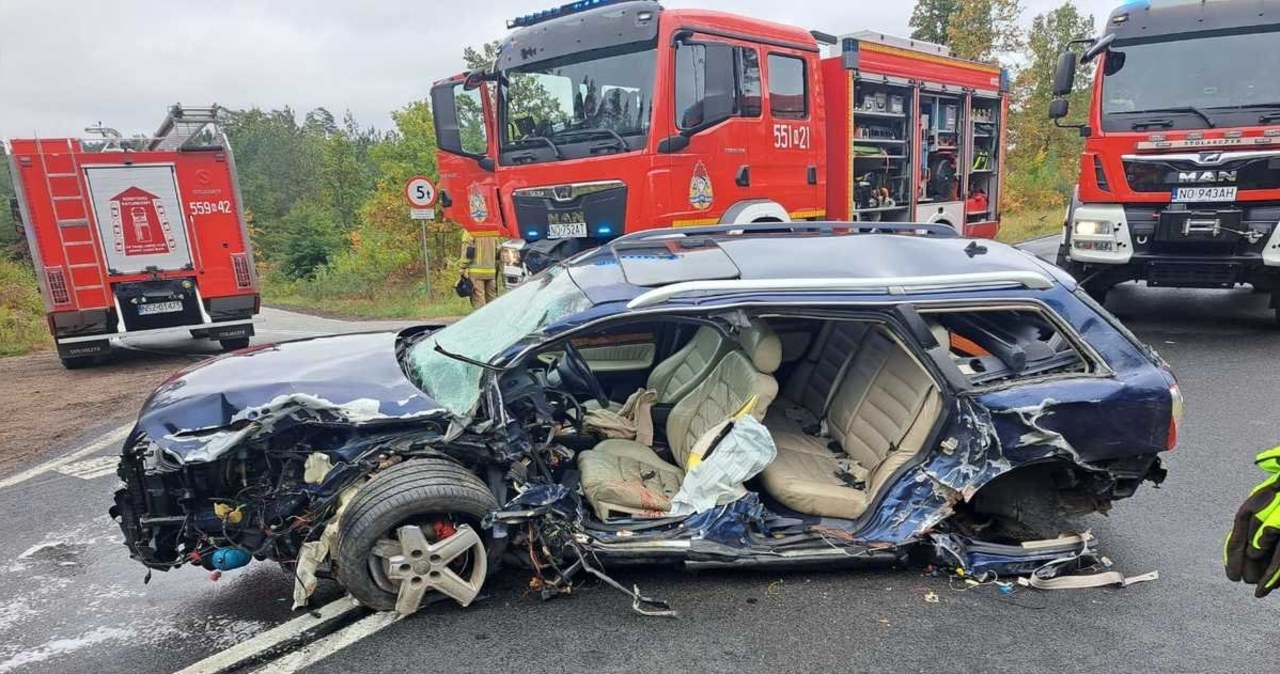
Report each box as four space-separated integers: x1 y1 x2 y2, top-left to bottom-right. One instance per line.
765 321 870 432
760 326 943 520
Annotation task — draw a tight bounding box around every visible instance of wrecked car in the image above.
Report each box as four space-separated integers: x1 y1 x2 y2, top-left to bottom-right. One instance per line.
111 223 1179 615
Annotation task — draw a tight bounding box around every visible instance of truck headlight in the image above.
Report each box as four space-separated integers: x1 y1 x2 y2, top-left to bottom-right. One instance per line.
1073 220 1109 237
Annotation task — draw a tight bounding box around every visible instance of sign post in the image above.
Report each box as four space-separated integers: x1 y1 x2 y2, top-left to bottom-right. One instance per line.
404 176 438 297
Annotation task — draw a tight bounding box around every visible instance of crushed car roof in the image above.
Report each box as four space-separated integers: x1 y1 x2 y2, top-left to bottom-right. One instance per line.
566 226 1074 306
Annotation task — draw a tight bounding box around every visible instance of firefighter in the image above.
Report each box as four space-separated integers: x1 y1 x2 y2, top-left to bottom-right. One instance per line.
1225 445 1280 597
462 231 501 309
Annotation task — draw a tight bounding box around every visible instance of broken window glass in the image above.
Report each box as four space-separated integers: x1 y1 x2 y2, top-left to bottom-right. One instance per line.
407 266 592 415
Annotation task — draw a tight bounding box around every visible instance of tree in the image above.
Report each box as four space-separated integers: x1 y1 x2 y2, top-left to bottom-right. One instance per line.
909 0 959 45
0 145 17 255
1006 2 1096 209
946 0 1024 63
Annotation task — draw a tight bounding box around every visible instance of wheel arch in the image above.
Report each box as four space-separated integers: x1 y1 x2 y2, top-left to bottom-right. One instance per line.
718 199 792 224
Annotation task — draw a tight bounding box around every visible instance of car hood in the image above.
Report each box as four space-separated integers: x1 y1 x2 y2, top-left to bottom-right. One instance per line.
138 331 449 463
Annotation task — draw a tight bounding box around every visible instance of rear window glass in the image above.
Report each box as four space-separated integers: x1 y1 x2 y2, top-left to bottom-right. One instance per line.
926 309 1090 386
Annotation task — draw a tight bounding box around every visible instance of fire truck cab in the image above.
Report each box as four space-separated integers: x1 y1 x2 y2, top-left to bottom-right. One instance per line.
1051 0 1280 319
432 0 1009 283
7 106 260 368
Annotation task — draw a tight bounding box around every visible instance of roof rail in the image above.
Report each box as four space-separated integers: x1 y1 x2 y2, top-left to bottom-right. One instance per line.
625 272 1054 309
609 221 959 246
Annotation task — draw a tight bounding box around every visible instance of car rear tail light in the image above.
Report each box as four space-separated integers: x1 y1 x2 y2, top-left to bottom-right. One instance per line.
1167 383 1184 451
231 253 252 288
45 266 71 305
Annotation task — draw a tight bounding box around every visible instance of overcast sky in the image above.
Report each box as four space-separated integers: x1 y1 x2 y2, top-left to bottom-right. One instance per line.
0 0 1114 140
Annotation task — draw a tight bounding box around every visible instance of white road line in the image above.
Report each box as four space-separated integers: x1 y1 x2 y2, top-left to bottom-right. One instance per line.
0 423 132 490
249 611 403 674
173 597 365 674
54 455 121 480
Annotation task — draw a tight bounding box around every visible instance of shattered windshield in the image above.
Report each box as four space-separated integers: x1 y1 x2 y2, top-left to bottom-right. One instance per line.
407 266 592 415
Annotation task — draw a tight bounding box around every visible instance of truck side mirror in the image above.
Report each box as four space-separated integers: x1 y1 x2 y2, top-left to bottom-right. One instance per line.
1048 98 1070 120
1052 52 1077 97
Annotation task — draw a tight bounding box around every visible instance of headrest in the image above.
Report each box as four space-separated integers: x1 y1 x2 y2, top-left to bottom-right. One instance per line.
739 318 782 374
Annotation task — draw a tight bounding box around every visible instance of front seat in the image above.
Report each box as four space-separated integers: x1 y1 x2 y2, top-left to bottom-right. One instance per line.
590 325 730 410
577 319 782 519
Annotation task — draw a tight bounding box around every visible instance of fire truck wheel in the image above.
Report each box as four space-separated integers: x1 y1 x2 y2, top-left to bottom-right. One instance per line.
219 337 251 351
59 355 95 370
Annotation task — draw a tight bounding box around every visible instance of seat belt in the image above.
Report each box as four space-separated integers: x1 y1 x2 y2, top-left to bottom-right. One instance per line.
1021 569 1159 590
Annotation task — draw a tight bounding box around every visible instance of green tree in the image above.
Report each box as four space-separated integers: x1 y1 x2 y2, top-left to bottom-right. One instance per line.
946 0 1024 62
909 0 960 45
1006 2 1096 209
0 145 17 256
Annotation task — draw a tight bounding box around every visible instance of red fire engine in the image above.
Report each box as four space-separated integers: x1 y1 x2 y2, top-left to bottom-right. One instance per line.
1051 0 1280 319
431 0 1009 281
7 106 260 368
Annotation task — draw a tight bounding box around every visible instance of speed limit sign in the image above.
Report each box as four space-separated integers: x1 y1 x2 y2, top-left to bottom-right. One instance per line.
404 176 438 208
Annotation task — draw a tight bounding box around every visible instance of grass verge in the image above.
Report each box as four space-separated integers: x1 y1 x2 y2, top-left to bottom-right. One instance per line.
997 207 1064 245
0 257 51 357
262 279 472 321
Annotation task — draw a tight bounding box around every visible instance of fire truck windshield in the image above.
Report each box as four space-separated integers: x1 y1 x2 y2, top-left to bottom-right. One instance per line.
499 44 657 164
1100 29 1280 132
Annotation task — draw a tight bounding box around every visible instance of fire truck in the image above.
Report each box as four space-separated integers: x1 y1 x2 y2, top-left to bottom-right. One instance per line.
1050 0 1280 320
7 106 260 368
431 0 1009 282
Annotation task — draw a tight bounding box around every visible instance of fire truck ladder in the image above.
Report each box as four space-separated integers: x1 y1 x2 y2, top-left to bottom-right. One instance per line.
36 137 109 308
147 105 225 151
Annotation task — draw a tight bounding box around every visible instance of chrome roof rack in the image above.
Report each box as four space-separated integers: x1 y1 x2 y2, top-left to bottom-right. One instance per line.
608 221 958 246
626 272 1054 309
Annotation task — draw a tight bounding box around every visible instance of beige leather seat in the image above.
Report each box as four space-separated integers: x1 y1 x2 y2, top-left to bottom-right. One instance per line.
589 326 730 411
766 321 871 432
578 319 782 519
760 326 943 520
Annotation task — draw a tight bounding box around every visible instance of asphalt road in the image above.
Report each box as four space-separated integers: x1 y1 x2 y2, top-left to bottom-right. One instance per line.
3 242 1279 674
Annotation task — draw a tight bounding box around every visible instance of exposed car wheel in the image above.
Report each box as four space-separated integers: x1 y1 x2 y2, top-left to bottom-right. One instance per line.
335 458 497 613
59 355 95 370
219 337 251 351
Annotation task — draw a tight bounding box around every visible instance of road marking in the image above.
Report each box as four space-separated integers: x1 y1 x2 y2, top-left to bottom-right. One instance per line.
0 424 131 490
54 455 121 481
248 611 403 674
173 597 364 674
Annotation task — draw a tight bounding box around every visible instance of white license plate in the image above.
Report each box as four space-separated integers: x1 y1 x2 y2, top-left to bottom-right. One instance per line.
548 221 588 239
1171 186 1237 203
137 300 184 315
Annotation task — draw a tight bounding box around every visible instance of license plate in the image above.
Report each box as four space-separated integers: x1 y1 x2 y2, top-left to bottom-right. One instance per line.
137 300 184 315
548 221 588 239
1171 186 1237 203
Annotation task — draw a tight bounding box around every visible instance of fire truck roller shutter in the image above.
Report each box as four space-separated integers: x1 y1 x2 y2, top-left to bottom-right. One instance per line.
719 200 792 224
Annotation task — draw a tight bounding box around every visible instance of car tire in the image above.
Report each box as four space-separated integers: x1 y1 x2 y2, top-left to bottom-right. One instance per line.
218 337 251 351
335 458 498 612
59 355 95 370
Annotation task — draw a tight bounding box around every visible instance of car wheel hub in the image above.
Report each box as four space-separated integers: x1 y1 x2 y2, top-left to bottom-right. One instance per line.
373 523 487 614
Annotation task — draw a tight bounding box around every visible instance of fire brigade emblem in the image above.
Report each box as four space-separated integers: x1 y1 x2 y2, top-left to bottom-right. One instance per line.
688 161 714 211
468 183 490 223
108 186 176 256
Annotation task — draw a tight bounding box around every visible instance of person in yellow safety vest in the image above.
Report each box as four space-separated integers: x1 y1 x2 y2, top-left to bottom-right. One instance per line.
462 232 501 309
1225 445 1280 597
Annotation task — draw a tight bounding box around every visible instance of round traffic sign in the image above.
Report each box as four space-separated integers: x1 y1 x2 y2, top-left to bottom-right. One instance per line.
404 176 438 208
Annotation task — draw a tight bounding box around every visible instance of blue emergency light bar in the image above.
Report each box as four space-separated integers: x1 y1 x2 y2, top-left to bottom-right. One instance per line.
507 0 630 29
